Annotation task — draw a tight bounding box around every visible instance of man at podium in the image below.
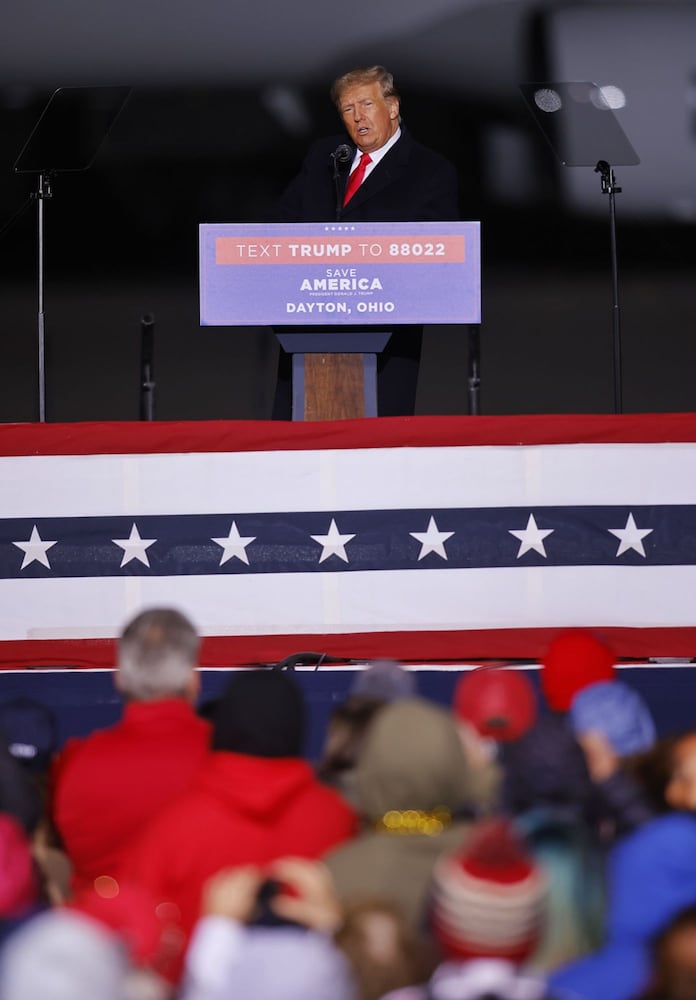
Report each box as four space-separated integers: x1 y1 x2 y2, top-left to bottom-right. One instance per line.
272 65 460 418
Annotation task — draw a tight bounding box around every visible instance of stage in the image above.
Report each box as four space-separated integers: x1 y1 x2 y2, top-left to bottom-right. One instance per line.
0 412 695 670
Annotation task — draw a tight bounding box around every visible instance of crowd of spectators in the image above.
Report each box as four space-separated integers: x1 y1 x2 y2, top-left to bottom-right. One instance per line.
0 608 695 1000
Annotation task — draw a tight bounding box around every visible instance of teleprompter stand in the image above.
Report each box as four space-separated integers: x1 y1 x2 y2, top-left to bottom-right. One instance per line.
13 85 131 421
520 82 640 414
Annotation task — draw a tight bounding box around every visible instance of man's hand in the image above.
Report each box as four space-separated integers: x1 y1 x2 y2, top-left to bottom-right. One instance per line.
266 857 343 933
201 865 264 922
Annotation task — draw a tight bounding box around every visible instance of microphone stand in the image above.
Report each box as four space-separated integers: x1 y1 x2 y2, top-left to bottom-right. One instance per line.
595 160 623 414
331 156 343 221
34 171 54 422
139 313 156 420
467 325 481 415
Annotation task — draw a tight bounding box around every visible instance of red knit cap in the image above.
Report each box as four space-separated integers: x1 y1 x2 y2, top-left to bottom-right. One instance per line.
540 629 616 712
429 818 546 962
453 666 537 742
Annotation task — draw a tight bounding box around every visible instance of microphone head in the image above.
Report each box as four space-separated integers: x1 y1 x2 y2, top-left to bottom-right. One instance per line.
331 143 353 165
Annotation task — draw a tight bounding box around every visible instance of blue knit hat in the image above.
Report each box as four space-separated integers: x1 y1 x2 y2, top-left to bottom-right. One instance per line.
569 680 656 757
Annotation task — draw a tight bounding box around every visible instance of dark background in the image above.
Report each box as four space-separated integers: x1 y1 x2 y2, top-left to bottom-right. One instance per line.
1 0 694 424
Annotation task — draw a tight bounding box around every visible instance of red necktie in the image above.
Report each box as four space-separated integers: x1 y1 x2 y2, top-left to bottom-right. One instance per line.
343 152 372 206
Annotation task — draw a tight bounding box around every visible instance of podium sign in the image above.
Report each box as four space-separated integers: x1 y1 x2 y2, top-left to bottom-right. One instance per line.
199 221 481 327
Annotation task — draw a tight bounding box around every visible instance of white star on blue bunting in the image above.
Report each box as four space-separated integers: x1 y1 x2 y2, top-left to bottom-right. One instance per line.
509 513 554 558
12 525 57 570
112 523 157 568
608 512 654 558
311 519 356 564
212 521 256 566
410 516 454 561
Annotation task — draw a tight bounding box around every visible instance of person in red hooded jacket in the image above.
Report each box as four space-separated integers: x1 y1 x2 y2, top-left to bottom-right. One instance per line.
123 669 358 982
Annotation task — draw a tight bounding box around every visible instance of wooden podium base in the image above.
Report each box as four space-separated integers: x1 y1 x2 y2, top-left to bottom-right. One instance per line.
292 350 378 421
279 332 390 422
303 353 368 421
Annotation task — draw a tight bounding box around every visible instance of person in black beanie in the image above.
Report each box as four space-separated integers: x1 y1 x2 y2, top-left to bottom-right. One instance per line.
211 669 305 758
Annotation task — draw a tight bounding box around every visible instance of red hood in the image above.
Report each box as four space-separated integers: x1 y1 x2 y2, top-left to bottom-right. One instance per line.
195 751 319 820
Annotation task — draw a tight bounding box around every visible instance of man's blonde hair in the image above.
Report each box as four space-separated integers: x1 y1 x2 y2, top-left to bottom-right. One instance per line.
330 66 400 108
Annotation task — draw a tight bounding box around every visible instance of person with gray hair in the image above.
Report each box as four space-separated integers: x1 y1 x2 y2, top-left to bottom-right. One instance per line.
117 607 201 702
49 606 211 896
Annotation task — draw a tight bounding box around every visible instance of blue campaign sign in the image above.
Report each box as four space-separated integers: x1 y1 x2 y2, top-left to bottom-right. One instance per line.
199 221 481 326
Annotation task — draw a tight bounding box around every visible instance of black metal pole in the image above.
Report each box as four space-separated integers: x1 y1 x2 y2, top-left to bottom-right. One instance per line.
35 171 52 423
595 160 623 414
608 183 623 414
139 313 155 421
467 324 481 415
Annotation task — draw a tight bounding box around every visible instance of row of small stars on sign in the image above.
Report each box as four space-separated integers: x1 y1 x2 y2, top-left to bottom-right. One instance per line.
9 513 654 571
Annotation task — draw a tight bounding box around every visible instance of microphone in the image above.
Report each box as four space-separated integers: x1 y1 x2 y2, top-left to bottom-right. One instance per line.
331 142 353 220
330 144 353 220
331 143 352 166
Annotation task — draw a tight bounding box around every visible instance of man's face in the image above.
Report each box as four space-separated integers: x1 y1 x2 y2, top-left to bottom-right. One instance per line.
338 82 399 154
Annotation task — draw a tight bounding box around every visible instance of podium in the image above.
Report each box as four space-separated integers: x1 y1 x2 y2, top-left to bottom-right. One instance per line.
200 222 481 420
